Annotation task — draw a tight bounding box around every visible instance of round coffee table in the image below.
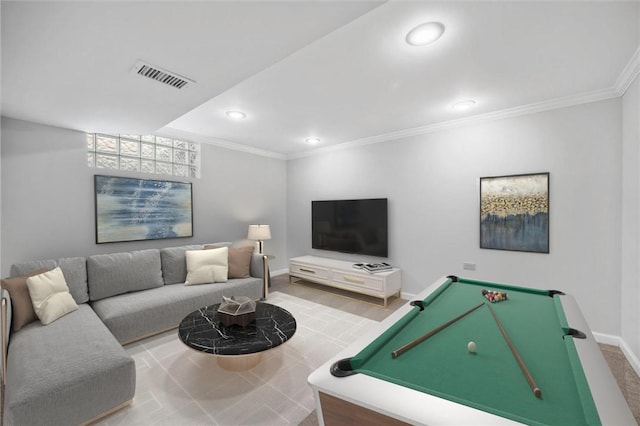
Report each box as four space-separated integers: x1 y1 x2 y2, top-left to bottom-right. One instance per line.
178 301 296 371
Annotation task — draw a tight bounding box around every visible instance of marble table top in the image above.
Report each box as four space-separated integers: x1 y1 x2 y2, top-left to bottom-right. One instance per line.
178 302 297 356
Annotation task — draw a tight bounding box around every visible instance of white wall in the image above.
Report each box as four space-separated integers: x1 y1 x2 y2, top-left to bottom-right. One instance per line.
0 119 2 276
0 117 288 275
622 73 640 363
288 99 623 337
3 98 637 362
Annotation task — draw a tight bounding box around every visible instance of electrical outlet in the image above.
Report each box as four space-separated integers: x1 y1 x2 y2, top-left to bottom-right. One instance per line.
463 262 476 271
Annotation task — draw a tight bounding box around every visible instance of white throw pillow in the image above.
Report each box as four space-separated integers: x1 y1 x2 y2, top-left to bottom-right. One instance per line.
26 266 78 325
185 247 229 285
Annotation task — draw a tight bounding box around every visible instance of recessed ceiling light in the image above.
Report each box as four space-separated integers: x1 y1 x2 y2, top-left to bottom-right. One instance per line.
305 137 320 145
406 22 445 46
225 110 246 120
451 100 477 111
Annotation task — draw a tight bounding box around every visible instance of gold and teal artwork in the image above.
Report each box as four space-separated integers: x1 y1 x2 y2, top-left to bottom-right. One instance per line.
480 173 549 253
94 175 193 244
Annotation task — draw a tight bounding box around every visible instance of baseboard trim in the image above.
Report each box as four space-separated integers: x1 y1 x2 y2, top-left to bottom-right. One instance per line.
401 291 417 300
592 331 620 346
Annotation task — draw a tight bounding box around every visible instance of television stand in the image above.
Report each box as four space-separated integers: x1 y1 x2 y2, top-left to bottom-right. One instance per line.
288 256 401 307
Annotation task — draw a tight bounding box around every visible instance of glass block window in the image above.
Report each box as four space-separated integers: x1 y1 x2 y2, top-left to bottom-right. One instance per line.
87 133 201 178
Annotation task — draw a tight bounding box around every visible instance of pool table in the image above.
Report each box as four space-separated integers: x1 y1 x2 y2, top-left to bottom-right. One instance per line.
308 276 636 425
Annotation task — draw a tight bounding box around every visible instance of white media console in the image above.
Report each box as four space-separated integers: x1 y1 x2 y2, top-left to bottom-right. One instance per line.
288 255 401 307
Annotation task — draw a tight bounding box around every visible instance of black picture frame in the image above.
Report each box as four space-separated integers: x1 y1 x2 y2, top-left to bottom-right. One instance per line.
94 175 193 244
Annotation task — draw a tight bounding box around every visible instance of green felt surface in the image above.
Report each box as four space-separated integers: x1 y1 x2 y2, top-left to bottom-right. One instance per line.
350 278 601 426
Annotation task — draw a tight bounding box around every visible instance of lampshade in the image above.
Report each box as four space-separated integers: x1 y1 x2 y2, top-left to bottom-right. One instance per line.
248 224 271 241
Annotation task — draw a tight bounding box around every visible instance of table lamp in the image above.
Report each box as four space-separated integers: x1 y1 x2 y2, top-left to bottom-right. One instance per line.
248 224 271 254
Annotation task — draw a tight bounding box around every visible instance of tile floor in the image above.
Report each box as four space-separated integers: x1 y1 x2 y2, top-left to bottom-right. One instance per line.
96 273 640 425
95 291 377 426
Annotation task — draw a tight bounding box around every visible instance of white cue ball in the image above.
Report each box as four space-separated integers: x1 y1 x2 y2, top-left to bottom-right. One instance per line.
467 341 477 353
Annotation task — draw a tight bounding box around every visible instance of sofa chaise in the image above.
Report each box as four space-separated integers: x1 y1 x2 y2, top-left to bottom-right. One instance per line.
0 242 268 425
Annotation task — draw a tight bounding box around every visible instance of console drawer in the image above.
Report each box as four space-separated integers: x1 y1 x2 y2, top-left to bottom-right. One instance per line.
290 263 331 280
333 271 383 292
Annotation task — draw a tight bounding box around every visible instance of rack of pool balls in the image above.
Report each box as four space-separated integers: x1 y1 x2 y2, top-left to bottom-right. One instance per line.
482 289 508 303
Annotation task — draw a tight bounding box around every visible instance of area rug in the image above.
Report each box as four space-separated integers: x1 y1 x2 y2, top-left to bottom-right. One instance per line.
94 292 377 425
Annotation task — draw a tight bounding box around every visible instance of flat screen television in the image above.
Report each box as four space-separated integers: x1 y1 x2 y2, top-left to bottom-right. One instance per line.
312 198 388 258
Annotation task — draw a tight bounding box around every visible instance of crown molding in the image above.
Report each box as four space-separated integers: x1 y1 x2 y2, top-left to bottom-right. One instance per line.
615 45 640 95
288 43 640 161
163 44 640 162
158 127 287 160
287 86 620 160
162 78 627 162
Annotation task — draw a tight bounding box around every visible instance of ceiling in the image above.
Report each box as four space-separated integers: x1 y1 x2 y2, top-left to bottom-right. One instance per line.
2 1 639 159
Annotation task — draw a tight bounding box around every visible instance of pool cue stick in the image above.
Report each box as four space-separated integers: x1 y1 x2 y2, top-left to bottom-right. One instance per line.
391 302 484 359
487 304 542 398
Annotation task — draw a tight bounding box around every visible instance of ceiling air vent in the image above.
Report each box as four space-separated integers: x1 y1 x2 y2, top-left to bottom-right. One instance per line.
131 60 194 90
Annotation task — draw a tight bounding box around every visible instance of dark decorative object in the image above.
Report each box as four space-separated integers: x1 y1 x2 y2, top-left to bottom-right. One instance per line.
480 173 549 253
94 175 193 244
217 296 257 327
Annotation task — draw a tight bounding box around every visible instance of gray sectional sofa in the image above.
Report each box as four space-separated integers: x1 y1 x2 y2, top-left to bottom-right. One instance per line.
0 243 267 425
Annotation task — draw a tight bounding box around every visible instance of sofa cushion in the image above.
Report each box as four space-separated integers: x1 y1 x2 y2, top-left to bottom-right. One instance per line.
27 267 78 325
185 247 228 285
205 244 255 278
5 304 135 425
11 257 89 304
87 249 163 301
160 244 203 285
1 268 48 332
91 276 263 343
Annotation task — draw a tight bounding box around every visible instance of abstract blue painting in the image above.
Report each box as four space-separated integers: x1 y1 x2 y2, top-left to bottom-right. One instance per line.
480 173 549 253
95 175 193 243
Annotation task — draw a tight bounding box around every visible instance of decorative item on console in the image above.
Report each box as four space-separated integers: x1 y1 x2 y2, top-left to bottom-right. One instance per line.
363 262 392 273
